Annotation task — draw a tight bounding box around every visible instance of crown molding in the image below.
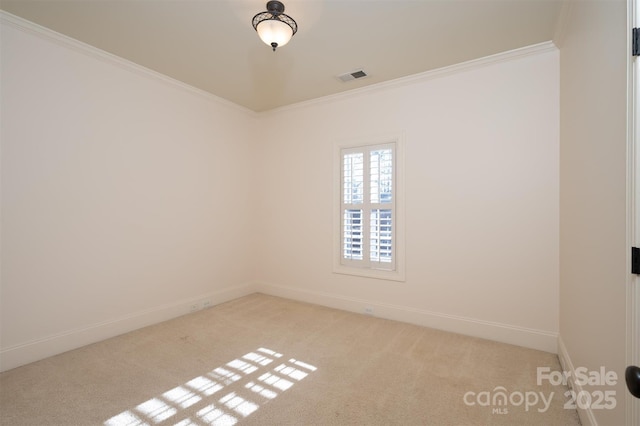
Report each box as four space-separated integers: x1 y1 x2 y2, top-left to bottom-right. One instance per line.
0 11 258 118
1 9 557 117
264 41 558 116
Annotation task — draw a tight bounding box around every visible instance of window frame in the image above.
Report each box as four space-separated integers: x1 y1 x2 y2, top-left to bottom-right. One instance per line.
333 133 405 282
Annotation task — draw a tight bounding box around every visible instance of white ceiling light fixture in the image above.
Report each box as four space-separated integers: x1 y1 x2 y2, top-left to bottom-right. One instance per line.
252 1 298 52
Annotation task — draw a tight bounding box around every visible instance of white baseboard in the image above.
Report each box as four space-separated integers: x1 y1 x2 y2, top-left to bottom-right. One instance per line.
557 336 598 426
256 282 558 353
0 283 257 372
0 281 559 373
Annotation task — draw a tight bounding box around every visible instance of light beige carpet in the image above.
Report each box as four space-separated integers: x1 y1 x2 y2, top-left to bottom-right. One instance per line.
0 293 580 425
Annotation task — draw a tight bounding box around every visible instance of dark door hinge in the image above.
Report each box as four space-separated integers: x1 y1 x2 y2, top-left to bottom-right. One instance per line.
627 366 640 399
634 28 640 56
633 247 640 274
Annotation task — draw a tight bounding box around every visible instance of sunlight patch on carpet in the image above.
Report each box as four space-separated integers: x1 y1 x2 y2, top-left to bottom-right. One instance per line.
104 348 316 426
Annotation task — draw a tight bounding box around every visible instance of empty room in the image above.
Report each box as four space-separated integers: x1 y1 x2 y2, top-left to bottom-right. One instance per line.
1 0 638 425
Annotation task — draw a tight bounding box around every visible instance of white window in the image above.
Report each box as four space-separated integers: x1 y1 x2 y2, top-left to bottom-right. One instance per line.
334 135 404 281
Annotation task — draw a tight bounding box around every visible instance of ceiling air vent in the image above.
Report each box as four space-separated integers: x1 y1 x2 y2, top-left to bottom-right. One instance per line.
338 69 368 82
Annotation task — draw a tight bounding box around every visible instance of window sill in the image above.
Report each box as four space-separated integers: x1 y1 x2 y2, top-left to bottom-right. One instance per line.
333 264 405 282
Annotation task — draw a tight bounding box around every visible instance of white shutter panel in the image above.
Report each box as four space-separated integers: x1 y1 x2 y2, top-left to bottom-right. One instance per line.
341 144 395 271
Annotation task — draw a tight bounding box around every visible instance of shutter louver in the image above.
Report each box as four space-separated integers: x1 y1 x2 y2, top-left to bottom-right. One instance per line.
341 144 395 271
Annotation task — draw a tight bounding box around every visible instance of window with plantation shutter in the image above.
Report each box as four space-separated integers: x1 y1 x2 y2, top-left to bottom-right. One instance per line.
337 140 402 279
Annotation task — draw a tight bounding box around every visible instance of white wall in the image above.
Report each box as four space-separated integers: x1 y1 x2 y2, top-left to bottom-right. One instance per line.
1 12 562 372
557 1 628 425
0 17 256 371
254 46 561 352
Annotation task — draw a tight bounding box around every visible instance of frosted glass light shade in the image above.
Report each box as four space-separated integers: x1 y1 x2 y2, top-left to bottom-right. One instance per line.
252 1 297 51
256 19 294 48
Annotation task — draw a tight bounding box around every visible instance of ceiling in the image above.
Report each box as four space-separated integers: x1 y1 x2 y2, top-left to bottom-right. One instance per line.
0 0 564 112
